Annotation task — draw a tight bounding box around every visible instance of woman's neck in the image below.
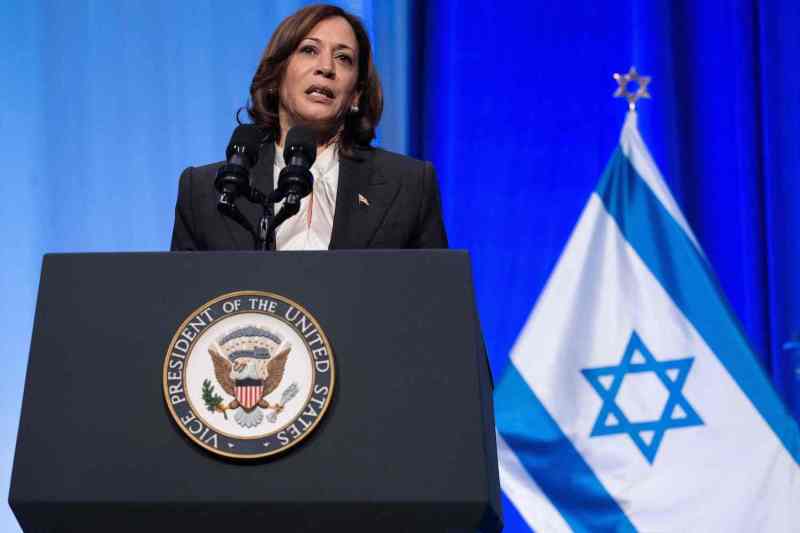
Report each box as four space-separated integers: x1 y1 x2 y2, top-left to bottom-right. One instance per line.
278 116 340 153
276 135 337 154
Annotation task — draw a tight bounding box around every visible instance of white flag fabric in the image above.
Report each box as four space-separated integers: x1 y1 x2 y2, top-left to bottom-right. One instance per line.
495 111 800 532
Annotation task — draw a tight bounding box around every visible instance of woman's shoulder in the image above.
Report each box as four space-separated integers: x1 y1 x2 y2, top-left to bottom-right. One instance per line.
180 160 224 180
351 146 433 177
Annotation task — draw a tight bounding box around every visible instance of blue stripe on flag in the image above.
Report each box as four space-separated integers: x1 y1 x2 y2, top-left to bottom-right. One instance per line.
495 365 637 533
596 148 800 464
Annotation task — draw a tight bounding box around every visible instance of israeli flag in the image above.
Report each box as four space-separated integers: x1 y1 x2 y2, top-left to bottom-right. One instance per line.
495 111 800 532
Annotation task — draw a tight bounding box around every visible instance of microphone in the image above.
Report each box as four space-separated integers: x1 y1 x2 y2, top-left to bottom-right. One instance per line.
271 127 317 212
214 125 264 215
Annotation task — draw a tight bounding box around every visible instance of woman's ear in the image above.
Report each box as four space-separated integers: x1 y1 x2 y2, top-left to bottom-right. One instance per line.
350 90 362 111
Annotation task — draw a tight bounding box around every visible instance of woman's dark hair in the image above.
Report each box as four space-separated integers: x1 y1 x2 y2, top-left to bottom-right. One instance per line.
246 4 383 155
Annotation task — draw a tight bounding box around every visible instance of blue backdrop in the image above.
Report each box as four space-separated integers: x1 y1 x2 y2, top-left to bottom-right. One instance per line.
2 1 798 532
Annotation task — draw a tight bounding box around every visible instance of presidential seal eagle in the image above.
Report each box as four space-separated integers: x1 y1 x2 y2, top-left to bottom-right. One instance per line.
205 325 295 428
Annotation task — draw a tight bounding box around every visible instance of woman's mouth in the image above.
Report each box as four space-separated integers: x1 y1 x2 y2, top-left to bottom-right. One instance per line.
305 85 335 101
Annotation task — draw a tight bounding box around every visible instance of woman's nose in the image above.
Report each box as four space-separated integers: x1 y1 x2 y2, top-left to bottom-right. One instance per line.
316 56 335 79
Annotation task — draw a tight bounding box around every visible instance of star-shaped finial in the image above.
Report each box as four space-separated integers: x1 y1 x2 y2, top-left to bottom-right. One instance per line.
613 66 651 110
581 331 703 464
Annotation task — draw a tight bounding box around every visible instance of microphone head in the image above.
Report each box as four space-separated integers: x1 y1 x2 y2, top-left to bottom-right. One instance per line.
283 126 317 168
226 125 264 167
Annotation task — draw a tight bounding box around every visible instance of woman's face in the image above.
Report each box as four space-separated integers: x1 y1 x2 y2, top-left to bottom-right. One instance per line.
278 16 361 137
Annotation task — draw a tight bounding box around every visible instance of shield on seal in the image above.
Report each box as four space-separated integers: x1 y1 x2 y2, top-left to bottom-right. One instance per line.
235 378 264 410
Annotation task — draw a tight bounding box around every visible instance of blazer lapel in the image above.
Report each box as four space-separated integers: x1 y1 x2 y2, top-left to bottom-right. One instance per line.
223 142 275 249
331 149 400 249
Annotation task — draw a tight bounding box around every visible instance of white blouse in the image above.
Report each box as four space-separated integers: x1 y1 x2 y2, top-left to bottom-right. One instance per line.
272 143 339 251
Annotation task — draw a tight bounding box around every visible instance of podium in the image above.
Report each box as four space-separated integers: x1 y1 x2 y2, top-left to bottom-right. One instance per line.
9 251 502 532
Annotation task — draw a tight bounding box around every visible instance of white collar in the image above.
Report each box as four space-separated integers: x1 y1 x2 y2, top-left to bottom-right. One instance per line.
274 142 338 180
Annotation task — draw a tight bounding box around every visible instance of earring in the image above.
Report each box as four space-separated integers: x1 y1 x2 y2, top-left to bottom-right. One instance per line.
350 104 359 113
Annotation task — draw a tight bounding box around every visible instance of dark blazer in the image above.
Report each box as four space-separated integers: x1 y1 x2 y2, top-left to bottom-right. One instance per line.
170 143 448 251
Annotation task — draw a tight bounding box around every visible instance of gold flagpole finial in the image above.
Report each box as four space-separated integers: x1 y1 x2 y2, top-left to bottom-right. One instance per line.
613 66 651 110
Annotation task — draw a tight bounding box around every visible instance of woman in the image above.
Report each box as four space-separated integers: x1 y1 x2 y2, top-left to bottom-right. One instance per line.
170 4 448 251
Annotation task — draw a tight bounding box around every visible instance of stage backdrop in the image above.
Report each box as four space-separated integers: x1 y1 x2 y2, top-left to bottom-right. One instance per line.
1 1 798 532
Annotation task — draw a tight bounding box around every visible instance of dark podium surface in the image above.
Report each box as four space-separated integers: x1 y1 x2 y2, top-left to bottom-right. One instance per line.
9 251 502 532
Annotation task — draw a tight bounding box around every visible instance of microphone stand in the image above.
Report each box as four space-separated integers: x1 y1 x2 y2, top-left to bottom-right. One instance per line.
219 155 312 250
258 206 274 251
246 188 276 251
247 188 302 251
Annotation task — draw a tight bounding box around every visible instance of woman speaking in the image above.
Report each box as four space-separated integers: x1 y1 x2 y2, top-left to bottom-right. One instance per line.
170 4 448 251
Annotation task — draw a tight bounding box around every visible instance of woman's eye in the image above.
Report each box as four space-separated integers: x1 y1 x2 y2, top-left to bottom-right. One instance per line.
300 45 317 55
336 54 353 64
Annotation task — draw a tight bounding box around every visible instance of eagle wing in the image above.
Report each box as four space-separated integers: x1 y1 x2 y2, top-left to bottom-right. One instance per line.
262 344 291 398
208 346 235 396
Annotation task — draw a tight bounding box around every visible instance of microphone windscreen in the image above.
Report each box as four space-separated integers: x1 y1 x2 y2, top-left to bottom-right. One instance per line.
284 126 317 167
226 125 265 166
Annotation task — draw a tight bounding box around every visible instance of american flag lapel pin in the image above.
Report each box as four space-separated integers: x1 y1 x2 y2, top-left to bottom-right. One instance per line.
358 193 370 207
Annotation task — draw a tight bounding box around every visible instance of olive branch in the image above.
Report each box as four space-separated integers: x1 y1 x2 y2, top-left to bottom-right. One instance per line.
202 379 228 419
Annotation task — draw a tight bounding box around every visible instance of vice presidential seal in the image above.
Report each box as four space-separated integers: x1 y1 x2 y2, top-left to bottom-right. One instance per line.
163 291 335 459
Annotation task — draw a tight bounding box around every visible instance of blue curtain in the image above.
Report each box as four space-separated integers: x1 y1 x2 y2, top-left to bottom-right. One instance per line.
416 1 800 530
2 1 798 532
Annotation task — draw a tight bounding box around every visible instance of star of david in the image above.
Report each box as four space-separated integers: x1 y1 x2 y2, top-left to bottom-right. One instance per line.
613 66 651 110
581 331 703 464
